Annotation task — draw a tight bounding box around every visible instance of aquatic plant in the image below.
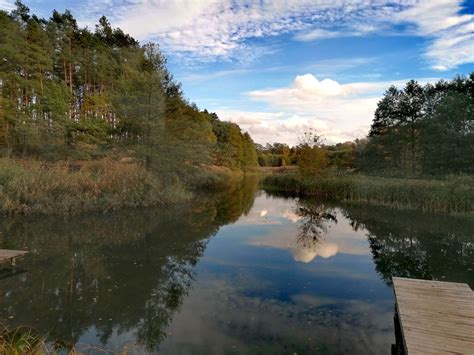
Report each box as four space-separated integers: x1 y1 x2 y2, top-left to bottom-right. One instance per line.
262 174 474 213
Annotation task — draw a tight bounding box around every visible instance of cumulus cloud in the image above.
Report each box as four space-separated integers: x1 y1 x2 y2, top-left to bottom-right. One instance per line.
216 74 440 145
245 74 390 143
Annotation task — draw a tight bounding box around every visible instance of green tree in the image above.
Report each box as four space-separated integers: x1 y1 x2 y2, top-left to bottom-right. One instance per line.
113 44 166 169
420 93 474 175
297 129 328 177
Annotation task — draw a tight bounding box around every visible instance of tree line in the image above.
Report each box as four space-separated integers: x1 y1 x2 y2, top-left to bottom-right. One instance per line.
0 2 257 181
359 75 474 176
259 74 473 178
256 136 356 176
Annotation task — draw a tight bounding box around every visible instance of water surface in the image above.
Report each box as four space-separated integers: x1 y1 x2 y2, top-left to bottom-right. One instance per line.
0 180 473 353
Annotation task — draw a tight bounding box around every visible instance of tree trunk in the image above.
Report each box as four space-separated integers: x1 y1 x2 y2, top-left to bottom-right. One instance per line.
63 59 67 88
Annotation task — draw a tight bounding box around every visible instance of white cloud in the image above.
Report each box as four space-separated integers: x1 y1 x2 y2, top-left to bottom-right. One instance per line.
77 0 410 62
294 24 377 42
294 0 474 70
0 0 14 11
216 74 441 145
394 0 472 35
6 0 474 68
292 242 338 263
394 0 474 70
217 108 369 145
295 29 348 41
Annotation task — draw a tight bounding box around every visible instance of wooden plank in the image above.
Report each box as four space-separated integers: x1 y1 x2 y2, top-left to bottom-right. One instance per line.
393 277 474 355
393 277 470 289
0 249 29 264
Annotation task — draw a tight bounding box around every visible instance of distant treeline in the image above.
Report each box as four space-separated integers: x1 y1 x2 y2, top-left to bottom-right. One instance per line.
259 74 474 178
256 141 355 171
261 75 474 212
0 2 257 183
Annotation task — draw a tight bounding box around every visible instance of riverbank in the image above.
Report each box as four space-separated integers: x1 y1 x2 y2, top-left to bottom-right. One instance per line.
0 158 180 215
262 173 474 213
0 158 250 216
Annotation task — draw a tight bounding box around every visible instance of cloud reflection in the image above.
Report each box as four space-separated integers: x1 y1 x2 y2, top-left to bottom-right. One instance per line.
292 242 338 263
243 194 371 261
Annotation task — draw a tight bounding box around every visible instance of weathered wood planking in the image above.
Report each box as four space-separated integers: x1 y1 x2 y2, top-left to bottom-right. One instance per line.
393 277 474 355
0 249 29 266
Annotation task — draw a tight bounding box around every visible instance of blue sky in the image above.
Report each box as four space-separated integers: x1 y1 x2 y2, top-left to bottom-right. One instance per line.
2 0 473 145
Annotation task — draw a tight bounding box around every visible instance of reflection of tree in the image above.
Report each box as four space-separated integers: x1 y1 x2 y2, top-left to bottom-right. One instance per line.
294 200 337 250
209 174 260 225
0 176 259 352
136 243 207 350
342 205 474 287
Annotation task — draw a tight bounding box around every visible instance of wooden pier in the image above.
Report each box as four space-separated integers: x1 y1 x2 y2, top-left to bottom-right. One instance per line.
0 249 28 267
393 277 474 354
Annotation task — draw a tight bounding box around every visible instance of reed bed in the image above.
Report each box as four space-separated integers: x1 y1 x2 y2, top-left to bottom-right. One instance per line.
0 158 190 216
262 174 474 213
0 324 43 355
0 322 134 354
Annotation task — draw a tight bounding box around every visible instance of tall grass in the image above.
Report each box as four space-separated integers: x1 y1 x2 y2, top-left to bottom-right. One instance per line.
0 323 43 354
262 173 474 213
0 322 135 354
0 158 190 216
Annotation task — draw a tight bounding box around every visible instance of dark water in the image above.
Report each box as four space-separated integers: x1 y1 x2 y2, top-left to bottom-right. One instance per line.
0 178 473 354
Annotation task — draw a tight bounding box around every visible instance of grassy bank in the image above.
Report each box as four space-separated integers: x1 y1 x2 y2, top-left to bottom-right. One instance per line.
262 173 474 213
0 158 192 216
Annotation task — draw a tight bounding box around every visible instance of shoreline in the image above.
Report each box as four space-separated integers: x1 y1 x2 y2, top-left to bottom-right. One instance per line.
261 173 474 214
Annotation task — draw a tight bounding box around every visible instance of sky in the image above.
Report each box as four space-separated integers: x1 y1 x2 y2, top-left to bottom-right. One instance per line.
2 0 474 145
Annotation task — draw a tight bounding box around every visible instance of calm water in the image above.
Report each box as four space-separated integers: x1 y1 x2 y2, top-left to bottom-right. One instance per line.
0 178 473 354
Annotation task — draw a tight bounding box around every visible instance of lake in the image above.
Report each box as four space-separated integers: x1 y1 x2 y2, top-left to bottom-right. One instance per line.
0 178 473 354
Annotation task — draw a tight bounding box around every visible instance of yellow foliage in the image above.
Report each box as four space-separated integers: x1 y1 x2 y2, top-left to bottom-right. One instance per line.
298 145 329 177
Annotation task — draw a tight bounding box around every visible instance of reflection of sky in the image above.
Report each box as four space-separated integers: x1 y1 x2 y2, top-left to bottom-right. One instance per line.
234 194 371 262
158 193 394 354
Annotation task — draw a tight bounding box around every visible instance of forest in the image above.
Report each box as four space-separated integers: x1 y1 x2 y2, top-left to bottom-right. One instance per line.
0 3 257 172
1 2 473 215
0 2 258 214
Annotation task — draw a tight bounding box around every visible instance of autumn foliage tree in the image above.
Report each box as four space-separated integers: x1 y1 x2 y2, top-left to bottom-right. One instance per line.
297 129 328 177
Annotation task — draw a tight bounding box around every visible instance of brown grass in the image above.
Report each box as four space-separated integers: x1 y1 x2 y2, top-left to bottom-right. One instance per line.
0 158 190 216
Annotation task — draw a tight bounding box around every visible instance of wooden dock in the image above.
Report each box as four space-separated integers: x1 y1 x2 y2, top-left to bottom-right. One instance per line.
0 249 28 266
393 277 474 354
